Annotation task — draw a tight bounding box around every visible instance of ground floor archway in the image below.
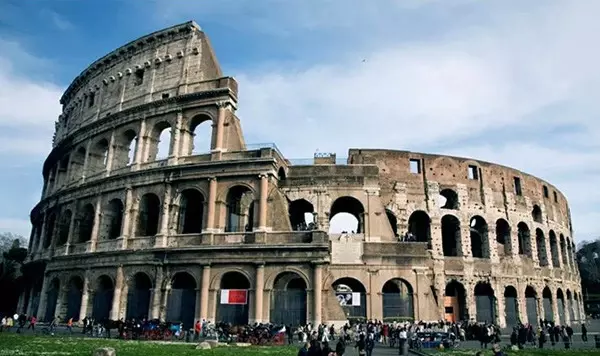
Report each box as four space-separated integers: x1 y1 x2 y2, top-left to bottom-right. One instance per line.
525 286 538 327
557 289 565 325
66 277 83 321
216 271 250 325
332 277 367 320
444 281 466 322
166 272 196 329
44 279 60 321
270 272 307 326
474 282 496 323
381 279 414 321
504 286 518 327
126 272 153 321
92 275 114 320
542 287 553 322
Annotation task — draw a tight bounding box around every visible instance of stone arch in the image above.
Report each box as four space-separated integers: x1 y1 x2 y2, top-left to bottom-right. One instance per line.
536 228 549 266
92 275 114 320
113 129 138 169
441 214 461 257
69 146 86 181
56 209 72 246
44 278 60 321
525 285 538 326
89 138 110 174
549 230 560 267
136 193 161 237
189 114 213 155
385 209 399 237
559 234 568 268
177 189 205 234
66 275 84 321
444 280 466 322
270 271 308 325
381 278 414 320
408 210 431 245
439 188 459 210
148 121 172 161
566 237 574 269
532 205 543 223
542 286 553 321
265 267 311 290
126 272 153 320
101 199 124 240
517 222 532 257
474 282 496 323
209 268 254 291
43 211 57 249
77 204 95 243
566 289 576 322
277 167 286 181
557 288 566 325
329 196 365 234
469 216 489 258
166 272 196 328
495 219 511 257
225 185 256 232
217 271 251 325
288 199 315 231
504 286 519 327
332 277 367 319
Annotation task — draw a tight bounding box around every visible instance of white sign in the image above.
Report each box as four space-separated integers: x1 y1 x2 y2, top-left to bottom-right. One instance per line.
336 292 361 306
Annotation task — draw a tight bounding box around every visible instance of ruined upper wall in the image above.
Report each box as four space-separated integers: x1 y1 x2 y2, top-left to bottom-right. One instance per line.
54 21 225 146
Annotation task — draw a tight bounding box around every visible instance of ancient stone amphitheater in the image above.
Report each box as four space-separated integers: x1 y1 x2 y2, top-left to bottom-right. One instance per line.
19 21 583 329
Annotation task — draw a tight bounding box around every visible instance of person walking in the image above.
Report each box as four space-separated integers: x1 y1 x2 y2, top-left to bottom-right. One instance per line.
582 323 588 342
27 315 36 332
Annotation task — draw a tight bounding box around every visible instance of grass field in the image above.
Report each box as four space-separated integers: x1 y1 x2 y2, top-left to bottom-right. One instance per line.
0 334 298 356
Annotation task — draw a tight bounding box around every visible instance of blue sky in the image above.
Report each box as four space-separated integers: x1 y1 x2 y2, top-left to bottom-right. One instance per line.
0 0 599 243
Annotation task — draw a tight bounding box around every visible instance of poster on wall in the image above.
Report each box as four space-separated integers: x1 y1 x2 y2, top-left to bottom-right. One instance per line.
220 289 248 305
336 292 361 306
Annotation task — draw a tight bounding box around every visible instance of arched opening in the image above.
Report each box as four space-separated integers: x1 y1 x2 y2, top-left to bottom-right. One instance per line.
332 277 367 319
504 286 519 327
270 272 307 325
517 222 531 257
102 199 124 240
549 230 560 267
532 205 543 223
557 289 566 325
92 275 114 321
57 210 72 246
542 287 553 322
439 189 459 210
43 212 57 249
190 116 212 155
469 216 489 258
385 209 398 237
57 155 70 186
217 271 251 325
44 279 60 321
495 219 511 257
69 147 86 181
89 138 109 174
566 290 574 323
126 272 153 321
525 286 538 327
566 238 574 270
559 234 568 268
329 196 365 234
77 204 95 243
574 292 581 321
382 279 414 320
149 122 172 161
225 186 255 232
474 282 496 323
444 281 466 322
113 129 137 169
536 229 549 266
136 193 161 237
66 276 83 321
441 215 461 257
408 211 431 245
166 272 196 328
288 199 315 231
277 167 286 181
178 189 205 234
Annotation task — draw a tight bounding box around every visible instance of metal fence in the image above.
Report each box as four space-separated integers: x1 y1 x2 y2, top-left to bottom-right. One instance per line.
92 289 114 320
126 289 151 320
475 295 496 323
504 297 518 327
270 290 307 326
166 288 196 329
382 294 414 319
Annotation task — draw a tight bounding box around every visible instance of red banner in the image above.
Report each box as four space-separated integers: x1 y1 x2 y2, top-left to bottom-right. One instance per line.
220 289 248 305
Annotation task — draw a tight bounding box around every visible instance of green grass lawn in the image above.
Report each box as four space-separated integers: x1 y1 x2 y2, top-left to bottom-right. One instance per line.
421 348 600 356
0 333 298 356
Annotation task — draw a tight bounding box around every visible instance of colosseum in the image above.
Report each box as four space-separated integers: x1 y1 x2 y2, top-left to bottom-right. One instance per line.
18 21 583 329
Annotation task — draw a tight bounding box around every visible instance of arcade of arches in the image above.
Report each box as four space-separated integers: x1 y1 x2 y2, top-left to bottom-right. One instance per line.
24 265 584 328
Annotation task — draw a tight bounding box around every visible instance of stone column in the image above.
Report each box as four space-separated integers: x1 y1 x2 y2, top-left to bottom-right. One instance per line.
64 208 77 255
81 140 93 181
564 298 571 325
254 264 265 323
257 174 269 231
200 265 211 320
552 293 559 324
204 178 217 232
121 187 134 248
134 119 147 166
212 101 228 152
36 215 47 254
313 264 323 326
157 184 172 247
89 196 102 252
54 287 66 319
36 277 50 321
160 287 171 321
494 283 506 328
170 111 184 160
79 273 90 322
110 266 125 320
150 267 164 319
105 130 116 175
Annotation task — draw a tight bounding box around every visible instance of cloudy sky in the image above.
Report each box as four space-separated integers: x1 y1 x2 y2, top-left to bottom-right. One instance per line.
0 0 598 243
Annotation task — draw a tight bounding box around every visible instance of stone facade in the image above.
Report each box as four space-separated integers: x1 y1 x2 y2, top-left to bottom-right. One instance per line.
21 21 583 328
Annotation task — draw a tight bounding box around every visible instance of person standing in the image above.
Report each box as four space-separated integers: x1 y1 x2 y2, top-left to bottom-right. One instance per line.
582 323 588 342
27 315 37 332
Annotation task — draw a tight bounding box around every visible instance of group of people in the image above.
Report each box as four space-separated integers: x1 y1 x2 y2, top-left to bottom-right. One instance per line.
509 319 589 349
0 313 37 333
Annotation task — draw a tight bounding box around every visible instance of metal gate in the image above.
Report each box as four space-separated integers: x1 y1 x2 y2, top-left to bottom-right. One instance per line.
382 294 414 320
166 289 196 329
557 300 565 325
216 290 249 325
44 288 59 321
126 289 151 320
543 297 553 321
66 288 82 321
504 296 518 327
526 297 538 327
92 289 114 320
475 295 495 323
270 290 307 326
